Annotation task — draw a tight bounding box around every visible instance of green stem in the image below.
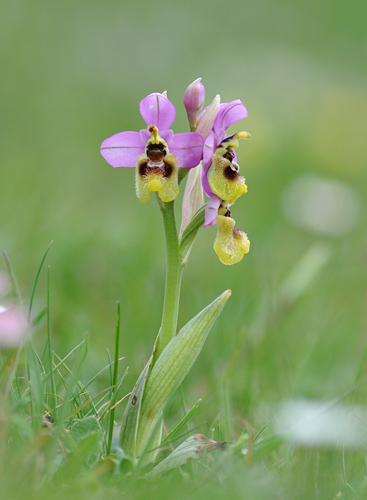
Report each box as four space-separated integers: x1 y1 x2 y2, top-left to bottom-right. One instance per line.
155 200 183 359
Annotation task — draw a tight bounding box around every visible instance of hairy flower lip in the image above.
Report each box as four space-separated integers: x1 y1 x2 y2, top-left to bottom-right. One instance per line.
136 153 179 203
214 215 250 265
208 154 246 206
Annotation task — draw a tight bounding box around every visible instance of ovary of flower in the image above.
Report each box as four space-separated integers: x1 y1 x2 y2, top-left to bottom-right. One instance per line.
214 215 250 265
208 155 247 205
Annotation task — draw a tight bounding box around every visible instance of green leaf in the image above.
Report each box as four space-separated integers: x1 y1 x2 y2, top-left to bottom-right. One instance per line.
160 398 202 446
69 416 102 442
135 289 231 461
25 343 44 425
60 432 102 477
118 352 154 460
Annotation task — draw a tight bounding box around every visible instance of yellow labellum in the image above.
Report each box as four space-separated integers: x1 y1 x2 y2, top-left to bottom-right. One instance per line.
214 215 250 265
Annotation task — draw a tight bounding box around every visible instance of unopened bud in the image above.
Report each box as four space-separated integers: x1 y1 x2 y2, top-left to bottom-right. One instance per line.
184 78 205 131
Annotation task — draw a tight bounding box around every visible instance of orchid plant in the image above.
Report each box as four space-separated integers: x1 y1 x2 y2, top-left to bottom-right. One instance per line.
101 78 251 471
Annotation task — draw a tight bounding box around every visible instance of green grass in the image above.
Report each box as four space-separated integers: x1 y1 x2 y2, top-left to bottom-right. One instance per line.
1 233 367 499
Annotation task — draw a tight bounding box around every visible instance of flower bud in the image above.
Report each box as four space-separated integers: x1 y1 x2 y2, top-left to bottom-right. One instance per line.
184 78 205 131
214 215 250 265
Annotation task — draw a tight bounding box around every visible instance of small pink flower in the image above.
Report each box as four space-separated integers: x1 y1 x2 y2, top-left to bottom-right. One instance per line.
0 306 28 348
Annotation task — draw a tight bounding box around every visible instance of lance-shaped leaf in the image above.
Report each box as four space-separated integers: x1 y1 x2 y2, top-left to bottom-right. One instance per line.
135 290 231 461
119 331 163 458
118 354 153 459
147 434 226 479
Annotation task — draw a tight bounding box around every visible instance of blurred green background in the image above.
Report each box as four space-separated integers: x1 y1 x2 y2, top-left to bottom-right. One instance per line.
1 0 367 492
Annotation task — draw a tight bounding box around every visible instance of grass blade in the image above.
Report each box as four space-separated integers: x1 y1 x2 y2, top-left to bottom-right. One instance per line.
161 398 202 446
107 300 121 455
28 240 53 322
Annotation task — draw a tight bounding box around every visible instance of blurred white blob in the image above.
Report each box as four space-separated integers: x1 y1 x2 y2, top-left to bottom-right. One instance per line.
282 175 360 236
0 306 28 348
276 399 367 449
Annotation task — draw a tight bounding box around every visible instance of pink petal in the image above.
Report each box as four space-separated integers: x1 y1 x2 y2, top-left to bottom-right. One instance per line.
101 131 144 167
201 159 213 197
0 308 28 348
214 100 248 138
170 132 203 169
203 131 216 167
204 194 221 227
160 130 174 147
201 132 216 197
139 93 176 131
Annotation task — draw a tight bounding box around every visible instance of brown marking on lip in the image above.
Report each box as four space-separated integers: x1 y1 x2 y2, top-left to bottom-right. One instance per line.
147 149 165 163
138 156 174 179
138 159 149 177
163 161 173 178
223 164 240 181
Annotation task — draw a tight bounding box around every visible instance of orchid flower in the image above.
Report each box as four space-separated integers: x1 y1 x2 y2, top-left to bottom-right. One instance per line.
101 93 203 203
201 100 250 227
180 89 221 235
197 99 251 265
